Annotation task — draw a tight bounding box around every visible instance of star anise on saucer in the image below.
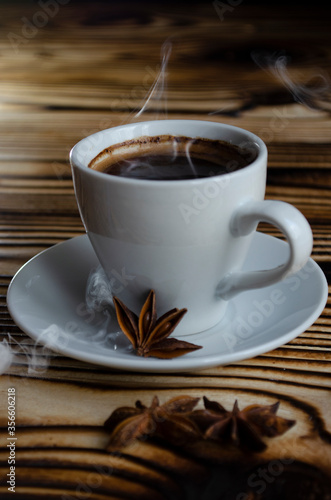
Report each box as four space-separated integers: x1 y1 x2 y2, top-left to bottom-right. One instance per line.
113 290 202 359
104 395 201 450
189 397 296 452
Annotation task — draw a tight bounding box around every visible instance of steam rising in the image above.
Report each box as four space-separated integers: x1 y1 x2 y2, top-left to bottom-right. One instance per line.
118 40 204 179
118 40 224 180
83 265 124 347
0 339 14 375
1 267 126 376
0 334 53 375
251 51 331 110
185 140 198 178
134 39 172 119
85 264 113 312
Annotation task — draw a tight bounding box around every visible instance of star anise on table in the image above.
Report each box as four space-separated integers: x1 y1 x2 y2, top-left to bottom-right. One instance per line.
104 395 202 450
113 289 202 359
188 397 296 452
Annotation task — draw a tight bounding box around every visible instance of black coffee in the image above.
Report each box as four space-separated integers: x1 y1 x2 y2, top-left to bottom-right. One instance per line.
89 135 257 180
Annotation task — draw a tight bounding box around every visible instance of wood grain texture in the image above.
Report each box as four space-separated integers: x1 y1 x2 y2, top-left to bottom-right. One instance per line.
0 1 330 498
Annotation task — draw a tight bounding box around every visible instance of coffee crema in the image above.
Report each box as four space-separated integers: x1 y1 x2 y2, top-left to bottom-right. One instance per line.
88 135 257 181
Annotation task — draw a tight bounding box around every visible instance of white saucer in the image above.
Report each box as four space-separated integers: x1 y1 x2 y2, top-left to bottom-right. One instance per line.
7 233 328 373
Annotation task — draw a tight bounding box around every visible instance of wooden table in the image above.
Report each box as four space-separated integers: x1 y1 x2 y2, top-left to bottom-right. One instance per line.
0 2 330 498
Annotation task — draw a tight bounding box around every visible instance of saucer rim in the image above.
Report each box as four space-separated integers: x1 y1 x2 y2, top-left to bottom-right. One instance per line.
7 233 328 373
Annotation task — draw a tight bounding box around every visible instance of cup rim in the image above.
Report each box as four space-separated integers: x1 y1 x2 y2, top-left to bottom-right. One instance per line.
69 119 268 186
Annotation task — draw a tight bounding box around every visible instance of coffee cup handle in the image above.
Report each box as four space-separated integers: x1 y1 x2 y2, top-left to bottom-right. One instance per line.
218 200 313 300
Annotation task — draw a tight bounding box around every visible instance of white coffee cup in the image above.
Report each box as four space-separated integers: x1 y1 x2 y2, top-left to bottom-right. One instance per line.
70 120 313 336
